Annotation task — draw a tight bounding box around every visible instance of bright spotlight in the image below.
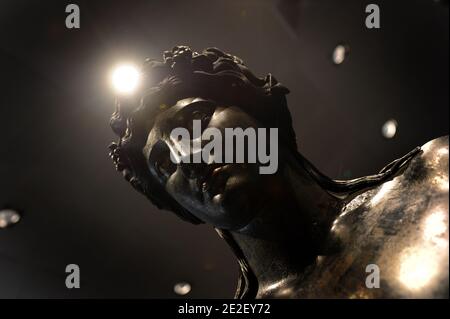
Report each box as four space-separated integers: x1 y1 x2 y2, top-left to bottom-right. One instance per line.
111 64 141 94
382 119 398 139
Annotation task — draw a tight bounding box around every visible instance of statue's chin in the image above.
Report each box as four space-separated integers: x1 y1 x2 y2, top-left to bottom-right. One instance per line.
209 180 259 230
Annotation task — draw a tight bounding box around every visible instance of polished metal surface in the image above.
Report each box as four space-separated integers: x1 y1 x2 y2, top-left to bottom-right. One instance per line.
257 136 449 298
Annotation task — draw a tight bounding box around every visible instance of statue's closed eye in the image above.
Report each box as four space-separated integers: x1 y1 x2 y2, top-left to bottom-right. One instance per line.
175 100 215 134
148 140 177 181
185 110 211 134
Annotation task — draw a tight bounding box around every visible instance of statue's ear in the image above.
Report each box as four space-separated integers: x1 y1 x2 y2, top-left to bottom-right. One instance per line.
265 73 290 95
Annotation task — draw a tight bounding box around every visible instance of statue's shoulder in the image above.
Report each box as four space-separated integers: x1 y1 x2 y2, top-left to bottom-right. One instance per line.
414 135 448 178
293 136 449 298
406 134 448 171
362 135 448 223
421 135 448 153
396 135 448 200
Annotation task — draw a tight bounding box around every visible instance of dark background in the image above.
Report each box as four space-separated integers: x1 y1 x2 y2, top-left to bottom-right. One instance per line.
0 0 448 298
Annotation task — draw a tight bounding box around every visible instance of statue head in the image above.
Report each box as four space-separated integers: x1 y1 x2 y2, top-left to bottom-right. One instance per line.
110 46 299 229
108 46 424 299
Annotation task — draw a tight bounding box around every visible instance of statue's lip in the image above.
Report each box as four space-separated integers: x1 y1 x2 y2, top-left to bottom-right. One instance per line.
198 164 231 198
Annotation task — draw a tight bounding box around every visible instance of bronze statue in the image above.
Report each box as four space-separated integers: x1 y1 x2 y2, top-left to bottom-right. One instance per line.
109 46 449 298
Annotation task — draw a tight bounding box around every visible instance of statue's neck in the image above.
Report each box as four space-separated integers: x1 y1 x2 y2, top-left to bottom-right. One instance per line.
228 155 344 295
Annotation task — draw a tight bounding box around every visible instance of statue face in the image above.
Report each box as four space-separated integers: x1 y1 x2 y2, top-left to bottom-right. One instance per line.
143 97 275 229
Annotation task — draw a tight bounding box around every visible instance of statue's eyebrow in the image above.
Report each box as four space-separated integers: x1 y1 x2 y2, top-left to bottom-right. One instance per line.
173 100 216 118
